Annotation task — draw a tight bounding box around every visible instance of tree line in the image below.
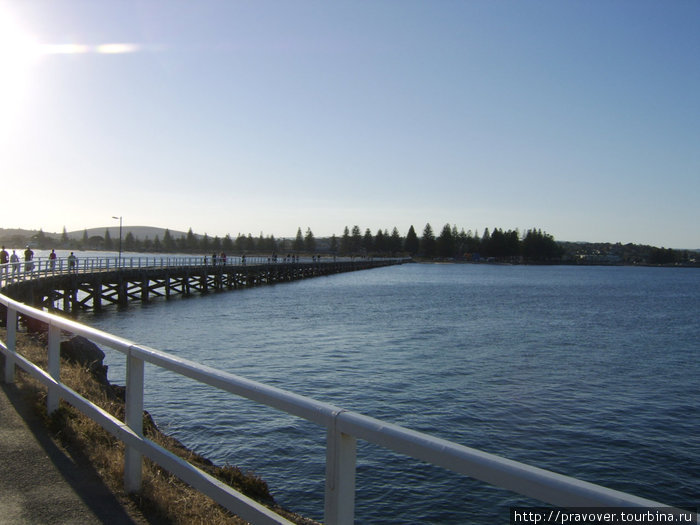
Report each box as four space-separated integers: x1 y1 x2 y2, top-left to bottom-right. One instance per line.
5 225 695 266
7 224 564 262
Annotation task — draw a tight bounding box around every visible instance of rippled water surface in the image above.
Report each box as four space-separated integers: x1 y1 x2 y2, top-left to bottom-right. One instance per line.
82 263 700 523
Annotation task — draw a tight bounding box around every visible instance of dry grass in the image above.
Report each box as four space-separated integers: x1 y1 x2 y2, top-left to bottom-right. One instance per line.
1 326 318 525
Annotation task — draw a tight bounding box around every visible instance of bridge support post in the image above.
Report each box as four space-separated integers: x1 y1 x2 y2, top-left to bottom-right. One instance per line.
141 277 149 303
125 347 144 493
71 288 78 311
94 281 102 311
118 278 127 307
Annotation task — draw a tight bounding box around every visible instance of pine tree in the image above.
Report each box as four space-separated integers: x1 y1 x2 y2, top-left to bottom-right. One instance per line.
390 227 402 255
177 235 187 252
61 227 69 246
351 225 362 254
420 223 436 258
245 234 256 251
340 227 351 255
185 228 197 251
223 234 234 252
235 234 246 253
374 229 386 254
304 228 316 252
363 228 374 253
293 227 304 251
163 229 176 252
437 223 455 258
404 225 419 255
104 229 113 250
124 232 137 251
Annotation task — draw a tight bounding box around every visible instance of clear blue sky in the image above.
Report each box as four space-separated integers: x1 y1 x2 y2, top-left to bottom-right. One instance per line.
1 1 698 248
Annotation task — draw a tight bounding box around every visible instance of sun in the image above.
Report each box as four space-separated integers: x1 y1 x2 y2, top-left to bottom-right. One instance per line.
0 8 43 142
0 15 41 68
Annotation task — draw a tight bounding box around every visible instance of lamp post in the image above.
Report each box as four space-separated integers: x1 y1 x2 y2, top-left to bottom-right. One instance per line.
112 216 122 267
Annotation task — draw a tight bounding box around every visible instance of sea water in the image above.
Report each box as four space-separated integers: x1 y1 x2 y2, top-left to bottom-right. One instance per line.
81 263 700 523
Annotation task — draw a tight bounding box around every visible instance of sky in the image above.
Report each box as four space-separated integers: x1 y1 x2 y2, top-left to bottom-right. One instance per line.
0 1 698 249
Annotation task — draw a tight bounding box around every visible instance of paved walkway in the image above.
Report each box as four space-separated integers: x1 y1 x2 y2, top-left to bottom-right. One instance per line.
0 382 149 525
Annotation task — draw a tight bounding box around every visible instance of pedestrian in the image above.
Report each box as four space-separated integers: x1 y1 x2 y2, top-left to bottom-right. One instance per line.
68 252 77 271
49 249 57 270
220 252 226 265
24 245 34 273
10 250 19 276
0 245 8 280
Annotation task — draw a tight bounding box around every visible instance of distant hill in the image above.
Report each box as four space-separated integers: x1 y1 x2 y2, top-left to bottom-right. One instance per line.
64 226 194 241
0 226 201 250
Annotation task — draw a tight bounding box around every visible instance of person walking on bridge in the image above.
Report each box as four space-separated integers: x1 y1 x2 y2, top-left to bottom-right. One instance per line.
10 250 19 276
0 245 8 280
24 245 34 273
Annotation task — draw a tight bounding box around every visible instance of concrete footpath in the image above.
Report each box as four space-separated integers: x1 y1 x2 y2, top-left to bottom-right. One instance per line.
0 382 149 525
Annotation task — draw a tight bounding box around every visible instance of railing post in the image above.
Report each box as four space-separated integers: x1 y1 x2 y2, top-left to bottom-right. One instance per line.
125 347 144 492
324 412 357 525
3 307 17 383
47 323 61 414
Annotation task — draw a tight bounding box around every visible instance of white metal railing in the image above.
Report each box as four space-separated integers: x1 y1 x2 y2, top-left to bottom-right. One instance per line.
0 256 212 286
0 255 402 289
1 294 689 524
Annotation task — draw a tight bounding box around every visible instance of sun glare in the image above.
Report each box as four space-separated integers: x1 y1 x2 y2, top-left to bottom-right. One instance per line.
0 7 143 143
0 10 43 142
0 16 42 69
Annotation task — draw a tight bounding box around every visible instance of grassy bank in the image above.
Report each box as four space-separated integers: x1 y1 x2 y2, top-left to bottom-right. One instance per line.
0 327 318 525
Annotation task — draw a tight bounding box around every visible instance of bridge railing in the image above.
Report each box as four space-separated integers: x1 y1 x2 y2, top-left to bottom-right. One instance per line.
0 255 402 289
1 294 685 524
0 256 209 285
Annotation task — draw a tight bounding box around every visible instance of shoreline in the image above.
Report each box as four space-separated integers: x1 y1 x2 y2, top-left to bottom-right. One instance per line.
0 327 318 525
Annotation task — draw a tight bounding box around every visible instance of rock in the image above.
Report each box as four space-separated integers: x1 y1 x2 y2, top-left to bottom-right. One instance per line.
60 336 108 383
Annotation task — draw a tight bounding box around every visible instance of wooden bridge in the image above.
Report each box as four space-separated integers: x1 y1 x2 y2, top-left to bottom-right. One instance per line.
0 255 407 314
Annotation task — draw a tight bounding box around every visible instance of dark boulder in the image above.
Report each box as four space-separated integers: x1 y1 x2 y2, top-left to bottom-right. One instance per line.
60 336 108 383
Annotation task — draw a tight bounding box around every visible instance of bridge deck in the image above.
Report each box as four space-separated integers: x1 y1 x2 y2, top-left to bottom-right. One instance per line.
1 258 406 313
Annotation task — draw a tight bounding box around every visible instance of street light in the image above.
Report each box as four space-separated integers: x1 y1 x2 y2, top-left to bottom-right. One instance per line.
112 216 122 267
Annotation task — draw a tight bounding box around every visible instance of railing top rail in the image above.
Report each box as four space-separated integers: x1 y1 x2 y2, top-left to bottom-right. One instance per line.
104 335 673 509
0 293 137 352
335 411 665 509
131 343 342 426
